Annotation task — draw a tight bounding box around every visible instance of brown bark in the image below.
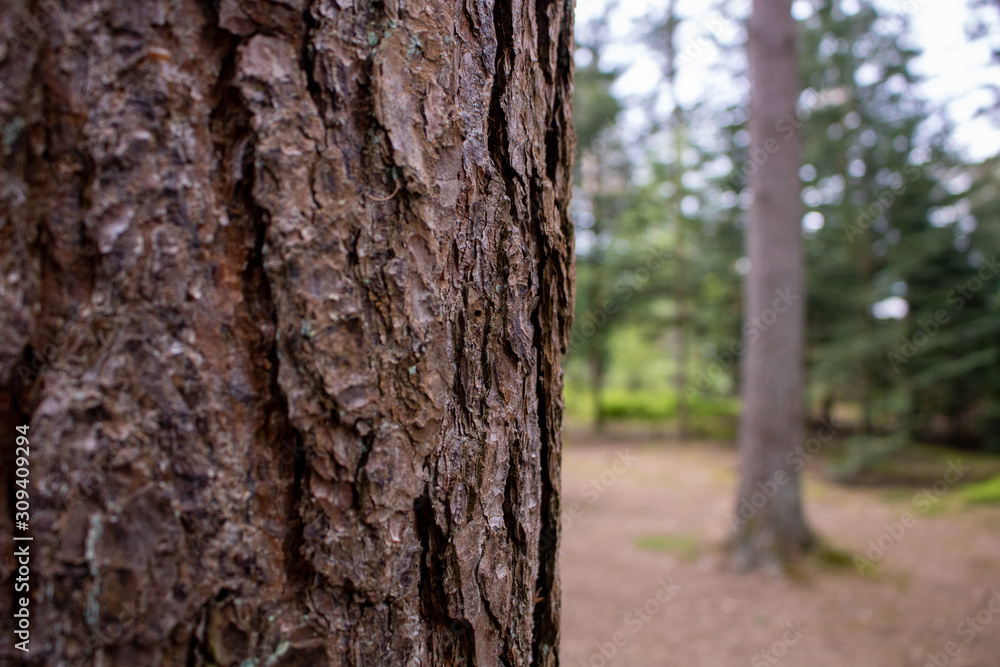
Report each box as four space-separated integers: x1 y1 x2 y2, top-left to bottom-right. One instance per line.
0 0 574 664
732 0 813 571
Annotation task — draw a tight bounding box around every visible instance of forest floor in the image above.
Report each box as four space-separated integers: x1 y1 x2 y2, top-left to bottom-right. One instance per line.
559 428 1000 667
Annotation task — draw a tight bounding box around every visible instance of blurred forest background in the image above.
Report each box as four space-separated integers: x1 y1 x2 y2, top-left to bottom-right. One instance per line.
559 3 1000 661
566 0 1000 480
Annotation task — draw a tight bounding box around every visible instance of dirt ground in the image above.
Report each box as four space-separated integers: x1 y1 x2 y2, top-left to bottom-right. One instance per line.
558 433 1000 667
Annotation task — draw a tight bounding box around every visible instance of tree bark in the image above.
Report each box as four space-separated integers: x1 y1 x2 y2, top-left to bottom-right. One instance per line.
0 0 574 664
732 0 813 571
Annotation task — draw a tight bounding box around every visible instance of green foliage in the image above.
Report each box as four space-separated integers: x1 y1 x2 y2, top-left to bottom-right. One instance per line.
600 389 678 421
573 50 623 153
564 381 739 439
563 0 1000 454
792 1 1000 449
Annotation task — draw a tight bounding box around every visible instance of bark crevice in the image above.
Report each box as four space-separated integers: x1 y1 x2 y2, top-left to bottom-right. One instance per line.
415 488 476 663
488 0 523 224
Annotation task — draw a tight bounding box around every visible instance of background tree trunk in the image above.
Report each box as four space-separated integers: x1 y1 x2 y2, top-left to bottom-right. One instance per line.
732 0 813 571
0 0 574 664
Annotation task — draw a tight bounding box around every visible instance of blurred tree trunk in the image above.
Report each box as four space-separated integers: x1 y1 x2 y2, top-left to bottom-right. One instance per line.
0 1 574 664
581 152 609 431
732 0 814 571
663 0 690 439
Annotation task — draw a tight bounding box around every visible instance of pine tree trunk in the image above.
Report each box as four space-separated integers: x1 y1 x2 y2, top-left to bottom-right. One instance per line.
0 1 574 664
731 0 813 571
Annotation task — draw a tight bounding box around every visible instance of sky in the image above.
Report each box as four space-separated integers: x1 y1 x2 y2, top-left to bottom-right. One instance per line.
575 0 1000 162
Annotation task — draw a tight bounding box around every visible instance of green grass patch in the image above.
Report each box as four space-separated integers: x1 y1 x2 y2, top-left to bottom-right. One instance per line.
877 487 955 515
634 533 700 559
784 541 861 580
960 474 1000 505
812 543 856 570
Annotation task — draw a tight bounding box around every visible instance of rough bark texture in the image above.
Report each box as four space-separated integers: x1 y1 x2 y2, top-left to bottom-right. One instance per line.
732 0 813 571
0 0 574 664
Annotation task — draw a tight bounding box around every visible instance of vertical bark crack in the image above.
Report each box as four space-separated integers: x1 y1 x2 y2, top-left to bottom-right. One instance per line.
489 0 522 224
300 1 326 139
415 489 475 663
530 297 558 666
213 39 317 653
535 0 553 86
